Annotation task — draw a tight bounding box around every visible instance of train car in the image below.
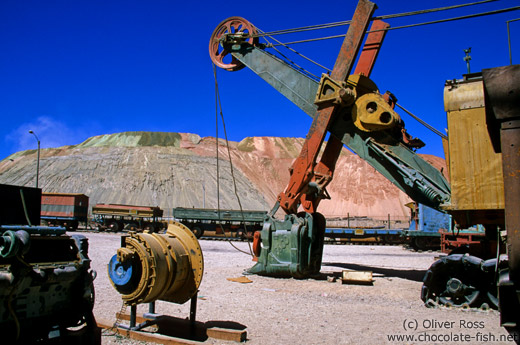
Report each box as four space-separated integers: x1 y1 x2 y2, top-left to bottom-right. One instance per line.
324 227 404 244
40 192 89 230
172 207 267 238
92 203 164 232
324 203 451 247
403 202 451 250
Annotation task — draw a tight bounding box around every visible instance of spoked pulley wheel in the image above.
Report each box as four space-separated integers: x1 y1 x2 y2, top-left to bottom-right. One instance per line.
209 16 258 71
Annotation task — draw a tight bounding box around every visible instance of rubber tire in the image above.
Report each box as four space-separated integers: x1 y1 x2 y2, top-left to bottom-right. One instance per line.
422 254 487 308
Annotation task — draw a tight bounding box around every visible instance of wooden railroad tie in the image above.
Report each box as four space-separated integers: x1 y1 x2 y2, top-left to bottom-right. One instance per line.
97 312 247 344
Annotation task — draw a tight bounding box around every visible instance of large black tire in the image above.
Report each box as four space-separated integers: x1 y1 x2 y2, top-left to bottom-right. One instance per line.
422 254 494 309
481 258 499 309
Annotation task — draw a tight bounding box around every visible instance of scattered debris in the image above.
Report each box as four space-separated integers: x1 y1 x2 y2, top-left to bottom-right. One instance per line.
341 270 374 285
327 276 337 283
227 276 253 284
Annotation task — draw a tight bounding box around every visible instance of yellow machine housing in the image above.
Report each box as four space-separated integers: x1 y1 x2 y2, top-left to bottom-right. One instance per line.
108 221 204 305
443 75 505 227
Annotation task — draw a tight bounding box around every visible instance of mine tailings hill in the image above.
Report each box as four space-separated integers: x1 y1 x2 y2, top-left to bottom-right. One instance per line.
0 131 446 220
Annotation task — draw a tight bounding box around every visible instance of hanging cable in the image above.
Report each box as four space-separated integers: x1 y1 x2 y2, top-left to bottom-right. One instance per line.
212 63 254 257
395 103 448 139
373 5 520 32
214 65 221 223
270 5 520 46
374 0 498 20
255 20 352 38
259 28 328 77
254 0 498 38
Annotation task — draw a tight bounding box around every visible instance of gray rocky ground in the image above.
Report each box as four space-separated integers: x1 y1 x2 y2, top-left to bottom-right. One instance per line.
85 232 514 345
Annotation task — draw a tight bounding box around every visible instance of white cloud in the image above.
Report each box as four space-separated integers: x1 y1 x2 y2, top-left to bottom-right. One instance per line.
5 116 86 152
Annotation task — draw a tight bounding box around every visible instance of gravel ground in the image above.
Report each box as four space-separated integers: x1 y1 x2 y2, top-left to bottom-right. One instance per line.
84 232 514 345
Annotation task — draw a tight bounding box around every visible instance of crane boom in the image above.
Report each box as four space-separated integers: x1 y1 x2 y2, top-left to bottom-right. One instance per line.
225 21 450 212
210 0 450 278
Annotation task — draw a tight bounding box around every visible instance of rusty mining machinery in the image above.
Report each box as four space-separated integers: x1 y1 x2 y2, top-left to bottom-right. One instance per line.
0 184 99 345
209 0 520 337
106 221 204 335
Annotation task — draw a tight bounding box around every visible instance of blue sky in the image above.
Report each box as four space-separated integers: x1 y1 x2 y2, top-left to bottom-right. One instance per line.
1 0 519 161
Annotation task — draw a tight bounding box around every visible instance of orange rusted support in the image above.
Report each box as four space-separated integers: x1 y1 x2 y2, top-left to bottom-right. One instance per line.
277 1 390 215
354 20 390 76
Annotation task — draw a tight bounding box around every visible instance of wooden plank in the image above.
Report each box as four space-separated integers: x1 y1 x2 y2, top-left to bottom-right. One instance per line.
342 270 373 285
207 327 247 342
96 317 117 330
122 328 199 345
116 312 148 323
98 317 198 345
108 313 248 343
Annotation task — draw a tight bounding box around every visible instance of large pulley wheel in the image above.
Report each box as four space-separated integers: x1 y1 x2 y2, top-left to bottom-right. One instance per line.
209 16 258 71
422 254 488 308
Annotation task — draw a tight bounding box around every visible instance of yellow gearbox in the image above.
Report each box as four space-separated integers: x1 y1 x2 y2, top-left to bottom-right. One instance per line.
352 93 401 132
108 221 204 305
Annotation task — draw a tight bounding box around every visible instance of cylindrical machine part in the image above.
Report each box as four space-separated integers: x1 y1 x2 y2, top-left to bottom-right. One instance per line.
107 221 203 305
0 230 30 258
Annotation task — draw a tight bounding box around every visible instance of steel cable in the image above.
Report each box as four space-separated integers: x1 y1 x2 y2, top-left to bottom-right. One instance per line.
254 0 498 38
271 5 520 46
259 28 327 77
396 103 448 139
212 63 254 257
252 2 516 79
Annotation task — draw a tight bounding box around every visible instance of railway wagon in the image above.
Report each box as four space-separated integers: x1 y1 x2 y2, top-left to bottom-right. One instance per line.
325 203 451 248
92 203 164 232
172 207 267 238
40 192 89 230
324 227 404 244
403 202 451 250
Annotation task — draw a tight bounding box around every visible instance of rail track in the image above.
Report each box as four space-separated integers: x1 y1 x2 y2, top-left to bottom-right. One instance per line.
75 227 411 246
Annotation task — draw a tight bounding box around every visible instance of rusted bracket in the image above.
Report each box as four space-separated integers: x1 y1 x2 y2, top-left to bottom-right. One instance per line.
314 74 356 107
277 2 388 214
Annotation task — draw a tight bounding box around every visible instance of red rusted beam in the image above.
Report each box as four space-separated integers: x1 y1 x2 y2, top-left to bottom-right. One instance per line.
354 19 390 76
277 0 379 214
331 0 376 81
302 19 391 213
